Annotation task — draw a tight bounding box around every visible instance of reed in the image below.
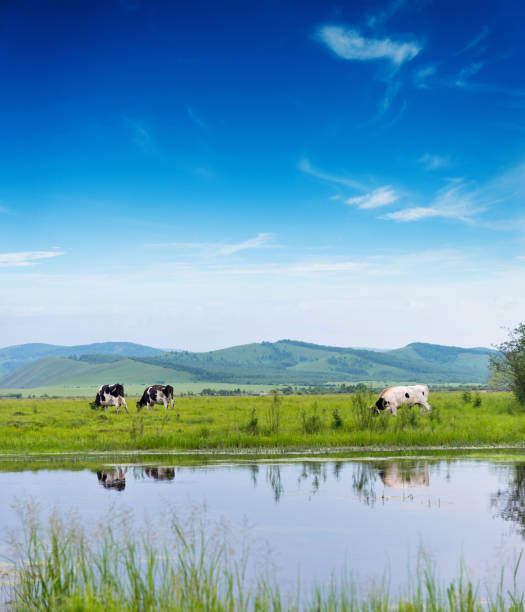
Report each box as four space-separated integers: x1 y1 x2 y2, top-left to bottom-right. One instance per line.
7 509 525 611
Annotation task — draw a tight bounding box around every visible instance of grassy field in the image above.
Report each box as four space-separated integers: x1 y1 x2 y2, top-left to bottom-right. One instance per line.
0 391 524 454
0 381 273 398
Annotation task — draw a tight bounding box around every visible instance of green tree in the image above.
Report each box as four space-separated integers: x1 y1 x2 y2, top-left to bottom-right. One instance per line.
490 323 525 403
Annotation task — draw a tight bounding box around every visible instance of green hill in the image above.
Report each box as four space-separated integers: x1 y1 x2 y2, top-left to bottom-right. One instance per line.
0 340 495 389
133 340 493 385
0 357 192 388
0 342 165 376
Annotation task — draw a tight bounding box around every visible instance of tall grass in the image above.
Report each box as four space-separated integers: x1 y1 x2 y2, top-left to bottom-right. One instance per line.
6 508 525 611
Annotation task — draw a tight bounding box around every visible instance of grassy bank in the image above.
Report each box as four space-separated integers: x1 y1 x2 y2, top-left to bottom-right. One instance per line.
0 392 524 453
5 507 524 611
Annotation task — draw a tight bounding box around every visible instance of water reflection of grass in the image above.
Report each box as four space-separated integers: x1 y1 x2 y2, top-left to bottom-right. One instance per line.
0 392 525 453
7 505 525 611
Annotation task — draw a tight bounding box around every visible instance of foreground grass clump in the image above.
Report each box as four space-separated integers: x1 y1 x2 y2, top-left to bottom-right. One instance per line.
0 392 524 453
7 509 525 612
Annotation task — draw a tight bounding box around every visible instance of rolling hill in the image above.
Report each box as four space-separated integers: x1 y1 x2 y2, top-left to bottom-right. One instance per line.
0 342 165 377
0 340 495 388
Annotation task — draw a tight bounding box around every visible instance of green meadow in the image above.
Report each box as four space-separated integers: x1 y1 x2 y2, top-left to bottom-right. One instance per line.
0 391 524 454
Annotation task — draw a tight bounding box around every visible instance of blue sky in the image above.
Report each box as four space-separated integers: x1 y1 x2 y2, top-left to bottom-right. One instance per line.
1 0 524 350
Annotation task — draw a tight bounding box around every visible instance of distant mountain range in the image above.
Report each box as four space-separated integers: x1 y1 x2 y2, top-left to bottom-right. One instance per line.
0 340 495 388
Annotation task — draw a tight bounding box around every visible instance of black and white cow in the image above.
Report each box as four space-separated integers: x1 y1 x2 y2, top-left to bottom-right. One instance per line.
373 385 431 416
94 383 128 414
136 385 174 411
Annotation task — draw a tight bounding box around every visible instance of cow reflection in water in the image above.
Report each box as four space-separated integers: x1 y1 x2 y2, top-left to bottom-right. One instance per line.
97 467 127 491
353 461 430 505
379 462 429 489
145 467 175 481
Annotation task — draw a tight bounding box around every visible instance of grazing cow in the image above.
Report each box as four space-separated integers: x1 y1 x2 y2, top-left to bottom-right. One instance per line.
379 462 430 489
373 385 431 416
97 467 127 491
137 385 174 411
94 383 128 414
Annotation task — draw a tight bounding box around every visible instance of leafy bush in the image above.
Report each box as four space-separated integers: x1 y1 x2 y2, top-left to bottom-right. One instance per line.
265 390 281 433
462 390 472 403
301 403 323 434
244 408 258 434
331 407 343 429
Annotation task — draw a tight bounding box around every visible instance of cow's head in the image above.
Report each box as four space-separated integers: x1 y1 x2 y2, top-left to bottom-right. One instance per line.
373 397 388 415
94 392 101 406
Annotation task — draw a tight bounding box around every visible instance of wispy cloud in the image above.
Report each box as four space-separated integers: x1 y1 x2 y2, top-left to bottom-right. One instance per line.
346 186 398 209
382 180 484 223
454 62 484 88
361 80 403 126
218 233 277 255
186 106 207 131
298 158 366 191
413 64 436 89
458 26 489 55
366 0 409 29
158 233 280 256
125 118 159 157
418 153 451 170
203 248 473 279
317 25 422 67
0 250 65 268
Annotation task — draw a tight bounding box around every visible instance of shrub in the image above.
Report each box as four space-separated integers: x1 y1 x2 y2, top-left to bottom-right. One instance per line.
302 403 323 434
352 387 375 430
462 390 472 403
429 405 441 423
265 390 281 434
244 408 258 434
473 393 482 407
331 407 343 429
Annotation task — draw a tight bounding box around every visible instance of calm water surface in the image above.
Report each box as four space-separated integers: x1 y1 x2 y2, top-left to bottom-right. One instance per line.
2 453 525 594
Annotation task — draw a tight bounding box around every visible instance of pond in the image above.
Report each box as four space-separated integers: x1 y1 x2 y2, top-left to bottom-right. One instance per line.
1 451 525 597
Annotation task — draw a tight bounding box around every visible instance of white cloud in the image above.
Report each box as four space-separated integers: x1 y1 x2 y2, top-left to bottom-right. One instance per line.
382 180 483 223
458 26 489 55
158 233 279 256
317 25 421 67
346 186 398 209
186 106 207 131
125 118 159 157
382 206 445 222
2 248 523 350
455 62 484 87
413 64 436 89
218 233 276 255
298 158 365 191
0 251 65 268
418 153 451 170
